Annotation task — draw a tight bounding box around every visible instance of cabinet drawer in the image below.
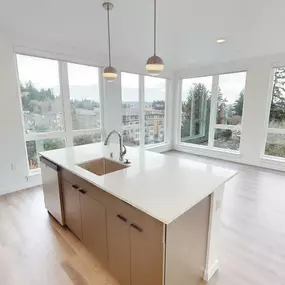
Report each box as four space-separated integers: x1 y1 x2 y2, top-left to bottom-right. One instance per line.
61 169 106 202
105 194 164 243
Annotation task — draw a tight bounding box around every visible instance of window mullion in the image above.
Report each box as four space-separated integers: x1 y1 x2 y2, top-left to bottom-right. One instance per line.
213 124 241 131
267 128 285 134
189 91 195 136
139 75 145 147
98 67 105 138
59 61 73 147
176 79 182 145
25 131 66 141
208 75 219 147
164 79 170 144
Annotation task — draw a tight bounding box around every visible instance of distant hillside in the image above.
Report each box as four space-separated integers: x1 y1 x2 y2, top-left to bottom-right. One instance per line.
53 85 165 102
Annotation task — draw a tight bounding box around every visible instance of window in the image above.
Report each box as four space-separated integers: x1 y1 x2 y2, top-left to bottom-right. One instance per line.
17 55 64 134
17 54 66 170
214 72 246 151
265 67 285 158
67 63 102 147
26 139 65 169
180 71 246 152
213 129 241 151
216 72 245 126
145 76 166 145
121 72 140 146
17 54 103 170
181 76 212 146
121 73 168 147
67 63 101 130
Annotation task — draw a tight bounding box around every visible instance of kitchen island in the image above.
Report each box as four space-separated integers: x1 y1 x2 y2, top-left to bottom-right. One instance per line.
40 143 237 285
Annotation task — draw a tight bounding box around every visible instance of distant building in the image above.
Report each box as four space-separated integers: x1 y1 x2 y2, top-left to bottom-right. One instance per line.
74 107 101 129
122 102 140 146
122 101 165 146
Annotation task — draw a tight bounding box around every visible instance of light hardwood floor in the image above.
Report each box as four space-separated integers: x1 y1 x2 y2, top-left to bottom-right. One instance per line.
1 151 285 285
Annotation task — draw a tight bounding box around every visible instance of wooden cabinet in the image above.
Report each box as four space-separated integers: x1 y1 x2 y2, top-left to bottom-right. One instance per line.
61 179 82 240
106 200 164 285
107 210 131 285
130 225 163 285
80 192 108 267
60 169 174 285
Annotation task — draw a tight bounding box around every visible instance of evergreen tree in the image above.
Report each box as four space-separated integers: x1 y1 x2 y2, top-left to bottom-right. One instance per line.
232 90 244 116
270 67 285 122
181 83 210 137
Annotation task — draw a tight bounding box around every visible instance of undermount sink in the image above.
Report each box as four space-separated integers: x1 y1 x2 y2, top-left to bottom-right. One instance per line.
77 158 128 176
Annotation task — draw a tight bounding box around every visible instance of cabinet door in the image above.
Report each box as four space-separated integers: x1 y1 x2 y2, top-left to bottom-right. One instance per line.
62 179 82 240
80 192 108 266
130 223 164 285
107 211 131 285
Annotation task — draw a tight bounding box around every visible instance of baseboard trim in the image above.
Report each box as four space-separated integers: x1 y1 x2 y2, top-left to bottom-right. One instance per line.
0 174 42 196
203 260 219 282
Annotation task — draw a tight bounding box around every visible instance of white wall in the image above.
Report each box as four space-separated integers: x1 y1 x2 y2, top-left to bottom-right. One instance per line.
103 72 123 137
173 53 285 172
0 35 41 195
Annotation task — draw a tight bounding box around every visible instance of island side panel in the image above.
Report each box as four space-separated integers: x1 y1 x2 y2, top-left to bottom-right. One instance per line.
165 195 210 285
203 184 225 281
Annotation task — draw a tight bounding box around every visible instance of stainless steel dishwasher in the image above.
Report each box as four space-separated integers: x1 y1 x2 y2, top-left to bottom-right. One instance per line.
40 156 64 225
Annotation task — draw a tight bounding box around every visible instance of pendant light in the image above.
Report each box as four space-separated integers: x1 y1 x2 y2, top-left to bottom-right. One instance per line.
146 0 164 76
103 1 117 82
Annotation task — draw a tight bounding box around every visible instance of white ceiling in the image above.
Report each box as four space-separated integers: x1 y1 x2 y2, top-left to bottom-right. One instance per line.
1 0 285 71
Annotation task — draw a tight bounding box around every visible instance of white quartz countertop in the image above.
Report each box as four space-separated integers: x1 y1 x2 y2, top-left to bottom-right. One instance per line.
40 143 237 224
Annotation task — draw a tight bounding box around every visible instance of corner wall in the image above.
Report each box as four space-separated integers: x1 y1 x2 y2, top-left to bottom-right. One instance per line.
173 54 285 172
0 35 42 195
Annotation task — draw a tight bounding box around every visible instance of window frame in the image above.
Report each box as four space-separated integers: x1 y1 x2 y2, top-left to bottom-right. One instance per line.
178 71 247 153
16 53 104 172
121 72 169 148
144 76 168 146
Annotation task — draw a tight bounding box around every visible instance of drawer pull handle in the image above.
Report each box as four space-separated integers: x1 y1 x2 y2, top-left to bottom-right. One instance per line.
130 223 143 232
117 214 127 223
79 189 87 194
72 184 79 189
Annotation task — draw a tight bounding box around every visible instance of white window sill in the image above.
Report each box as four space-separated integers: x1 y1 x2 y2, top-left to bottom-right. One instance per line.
29 168 41 176
178 142 240 156
261 155 285 164
145 142 167 149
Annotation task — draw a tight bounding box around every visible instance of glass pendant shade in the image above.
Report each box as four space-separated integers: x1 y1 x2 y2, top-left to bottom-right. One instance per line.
146 55 164 76
103 65 118 82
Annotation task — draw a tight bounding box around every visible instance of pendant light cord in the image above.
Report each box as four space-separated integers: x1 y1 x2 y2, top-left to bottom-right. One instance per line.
154 0 156 56
107 6 112 66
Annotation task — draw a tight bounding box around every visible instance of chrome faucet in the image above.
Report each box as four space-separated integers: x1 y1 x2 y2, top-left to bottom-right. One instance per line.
104 130 127 161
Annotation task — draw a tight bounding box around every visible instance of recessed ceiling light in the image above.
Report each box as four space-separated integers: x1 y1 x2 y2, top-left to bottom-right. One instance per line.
216 38 226 44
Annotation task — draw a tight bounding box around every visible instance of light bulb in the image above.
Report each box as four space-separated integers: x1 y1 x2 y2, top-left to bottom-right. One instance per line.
146 55 164 76
103 66 118 82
